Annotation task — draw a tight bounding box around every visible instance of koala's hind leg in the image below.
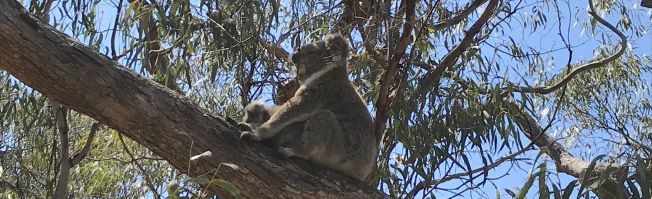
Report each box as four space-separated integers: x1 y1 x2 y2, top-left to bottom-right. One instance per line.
277 110 341 160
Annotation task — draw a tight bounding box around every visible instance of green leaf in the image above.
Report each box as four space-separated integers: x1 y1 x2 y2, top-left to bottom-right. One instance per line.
210 179 240 197
538 163 549 199
552 184 561 199
490 182 501 199
167 180 180 199
517 171 537 199
192 178 240 197
561 180 578 199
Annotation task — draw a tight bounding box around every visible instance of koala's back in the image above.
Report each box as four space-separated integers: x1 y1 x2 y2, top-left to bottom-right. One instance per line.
297 72 376 179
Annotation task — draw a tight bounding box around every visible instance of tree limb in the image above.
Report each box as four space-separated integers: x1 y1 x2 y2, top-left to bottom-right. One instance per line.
52 102 71 199
431 0 487 31
0 1 387 198
374 0 416 145
405 141 535 198
414 0 499 98
119 134 161 199
71 123 100 165
503 98 628 197
513 0 627 94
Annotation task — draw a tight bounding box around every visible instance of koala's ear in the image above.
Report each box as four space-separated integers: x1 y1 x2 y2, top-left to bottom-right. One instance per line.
325 34 350 57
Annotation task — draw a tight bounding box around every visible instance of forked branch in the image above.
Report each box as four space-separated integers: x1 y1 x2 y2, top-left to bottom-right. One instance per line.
514 0 627 94
414 0 499 98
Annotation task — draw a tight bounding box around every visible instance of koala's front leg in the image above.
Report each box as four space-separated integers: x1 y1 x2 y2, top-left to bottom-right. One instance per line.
240 130 262 142
239 113 305 142
240 92 319 142
239 114 282 142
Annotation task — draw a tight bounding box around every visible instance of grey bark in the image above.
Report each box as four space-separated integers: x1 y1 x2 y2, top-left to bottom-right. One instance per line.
504 98 628 198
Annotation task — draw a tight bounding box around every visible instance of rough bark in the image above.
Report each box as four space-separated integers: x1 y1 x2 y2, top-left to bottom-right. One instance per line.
0 1 387 198
53 103 71 199
504 99 628 198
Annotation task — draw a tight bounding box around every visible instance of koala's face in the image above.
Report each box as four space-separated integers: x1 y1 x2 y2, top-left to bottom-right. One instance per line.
244 103 271 125
290 40 330 81
290 34 350 82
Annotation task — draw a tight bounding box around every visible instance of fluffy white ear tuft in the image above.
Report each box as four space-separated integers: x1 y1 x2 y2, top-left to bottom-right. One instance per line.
325 34 350 57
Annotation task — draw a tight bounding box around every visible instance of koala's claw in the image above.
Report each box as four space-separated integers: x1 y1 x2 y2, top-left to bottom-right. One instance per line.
237 123 253 131
277 147 296 158
240 131 260 143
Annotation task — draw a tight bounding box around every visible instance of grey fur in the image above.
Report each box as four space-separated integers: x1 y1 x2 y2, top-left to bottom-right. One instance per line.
241 101 303 148
240 34 376 180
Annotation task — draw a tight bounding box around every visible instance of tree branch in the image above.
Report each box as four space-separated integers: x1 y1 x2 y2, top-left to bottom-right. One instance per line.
258 38 289 63
503 97 627 197
405 141 535 198
119 134 161 199
0 1 387 198
70 123 100 165
513 0 627 94
431 0 487 31
374 0 416 145
414 0 499 98
53 102 71 199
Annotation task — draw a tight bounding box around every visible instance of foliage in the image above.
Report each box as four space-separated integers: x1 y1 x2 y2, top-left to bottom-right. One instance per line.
1 0 651 198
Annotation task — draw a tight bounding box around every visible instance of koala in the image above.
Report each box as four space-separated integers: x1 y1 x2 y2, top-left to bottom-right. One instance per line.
240 34 376 180
241 100 274 131
241 100 303 148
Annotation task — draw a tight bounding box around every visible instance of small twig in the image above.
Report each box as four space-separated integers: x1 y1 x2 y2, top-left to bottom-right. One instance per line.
118 134 161 199
71 123 101 165
431 0 488 31
110 0 124 59
434 142 535 186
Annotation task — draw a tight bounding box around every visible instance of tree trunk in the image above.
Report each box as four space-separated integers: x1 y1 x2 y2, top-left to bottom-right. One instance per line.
0 1 386 198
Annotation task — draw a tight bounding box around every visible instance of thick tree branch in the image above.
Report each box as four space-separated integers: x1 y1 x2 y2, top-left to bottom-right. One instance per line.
513 0 627 94
643 0 652 8
414 0 499 98
0 1 386 198
504 98 627 197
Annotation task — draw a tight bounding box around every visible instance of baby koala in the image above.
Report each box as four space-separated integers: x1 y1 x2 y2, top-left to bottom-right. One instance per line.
240 34 376 181
240 100 303 148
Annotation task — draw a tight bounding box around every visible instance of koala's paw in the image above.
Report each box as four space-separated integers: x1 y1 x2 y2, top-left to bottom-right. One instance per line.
276 147 296 158
240 131 261 143
237 123 253 131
